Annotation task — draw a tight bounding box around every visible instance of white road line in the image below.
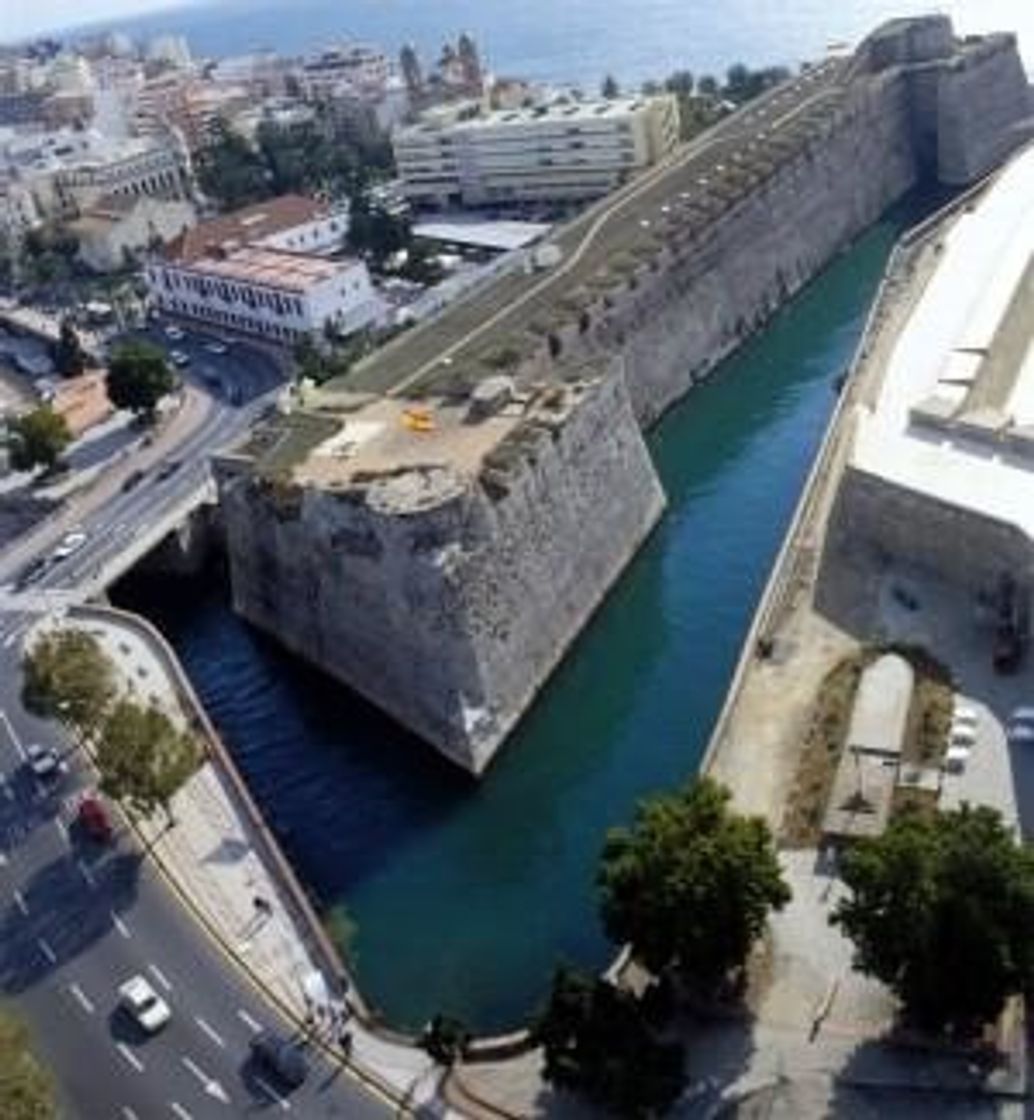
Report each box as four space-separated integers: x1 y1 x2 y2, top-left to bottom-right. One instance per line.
116 1043 144 1073
37 938 56 965
55 818 68 843
121 1107 140 1120
170 1104 193 1120
68 982 94 1013
111 911 131 939
252 1074 290 1111
0 710 26 761
194 1016 225 1048
14 889 28 915
77 859 96 889
236 1008 260 1033
148 963 173 991
0 852 6 867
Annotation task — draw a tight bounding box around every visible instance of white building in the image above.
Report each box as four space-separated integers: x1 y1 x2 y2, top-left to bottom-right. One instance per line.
146 247 380 342
70 193 196 272
393 94 680 207
297 44 392 100
145 194 373 342
146 35 193 71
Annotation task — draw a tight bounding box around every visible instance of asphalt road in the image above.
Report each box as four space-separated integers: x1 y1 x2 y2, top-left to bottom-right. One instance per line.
0 668 393 1119
0 321 396 1117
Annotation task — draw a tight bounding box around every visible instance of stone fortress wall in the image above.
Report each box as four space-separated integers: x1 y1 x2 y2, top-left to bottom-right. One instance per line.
217 369 664 773
218 17 1032 773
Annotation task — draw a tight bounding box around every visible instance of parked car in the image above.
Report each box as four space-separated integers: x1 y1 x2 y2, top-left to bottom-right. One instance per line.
13 556 49 591
169 349 190 368
1007 718 1034 744
944 744 971 773
164 325 184 341
952 704 979 726
204 340 228 355
249 1031 309 1089
121 469 146 493
25 742 61 780
118 975 171 1033
51 530 87 561
154 459 181 483
77 795 113 843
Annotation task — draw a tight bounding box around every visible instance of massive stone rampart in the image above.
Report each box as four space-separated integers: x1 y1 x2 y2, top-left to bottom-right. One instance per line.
217 369 664 773
218 17 1031 772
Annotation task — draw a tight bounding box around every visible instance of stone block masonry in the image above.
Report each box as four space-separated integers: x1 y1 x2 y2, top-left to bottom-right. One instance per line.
217 16 1031 773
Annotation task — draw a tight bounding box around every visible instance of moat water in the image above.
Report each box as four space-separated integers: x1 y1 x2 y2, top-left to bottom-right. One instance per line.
115 194 934 1031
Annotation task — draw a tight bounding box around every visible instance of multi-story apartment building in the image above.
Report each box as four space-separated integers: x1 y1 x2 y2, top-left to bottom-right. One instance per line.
393 95 680 207
297 44 392 100
145 194 376 342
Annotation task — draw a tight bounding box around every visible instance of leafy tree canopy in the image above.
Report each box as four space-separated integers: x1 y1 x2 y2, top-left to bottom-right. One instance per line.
22 629 115 737
832 803 1034 1035
7 406 71 472
601 73 621 99
533 965 685 1117
106 339 176 422
51 316 87 378
599 777 790 992
0 1009 57 1120
96 700 200 823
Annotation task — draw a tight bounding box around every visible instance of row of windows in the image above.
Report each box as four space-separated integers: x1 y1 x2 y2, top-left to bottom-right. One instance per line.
159 296 304 342
155 268 304 317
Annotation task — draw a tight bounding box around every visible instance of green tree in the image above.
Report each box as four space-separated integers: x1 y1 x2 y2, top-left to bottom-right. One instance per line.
106 340 176 422
664 70 695 97
95 700 200 824
601 73 621 99
599 777 790 993
832 804 1034 1036
420 1014 471 1066
6 406 71 472
347 200 411 268
533 966 685 1117
22 629 116 738
51 316 87 377
696 74 719 98
196 124 270 209
0 1009 57 1119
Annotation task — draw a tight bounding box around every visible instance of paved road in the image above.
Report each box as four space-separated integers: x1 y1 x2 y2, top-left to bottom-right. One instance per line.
0 321 396 1116
0 667 393 1119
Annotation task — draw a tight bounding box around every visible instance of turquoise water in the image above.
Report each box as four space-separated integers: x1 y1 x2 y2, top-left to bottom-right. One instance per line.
115 193 933 1031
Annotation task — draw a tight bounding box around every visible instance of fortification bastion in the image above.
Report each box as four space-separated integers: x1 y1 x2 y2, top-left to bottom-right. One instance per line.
218 16 1032 772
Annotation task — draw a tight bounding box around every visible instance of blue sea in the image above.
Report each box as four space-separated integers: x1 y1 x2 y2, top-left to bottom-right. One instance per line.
51 0 1034 87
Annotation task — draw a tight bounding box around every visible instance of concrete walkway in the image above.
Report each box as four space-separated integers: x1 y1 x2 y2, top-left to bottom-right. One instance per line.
51 607 450 1115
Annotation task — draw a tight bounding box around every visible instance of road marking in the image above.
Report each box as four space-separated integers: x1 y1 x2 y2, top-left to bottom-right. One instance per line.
37 938 56 965
181 1056 229 1103
54 818 68 844
194 1016 225 1048
77 859 96 889
68 982 94 1013
0 852 6 867
236 1008 260 1033
116 1043 144 1073
252 1074 290 1111
148 963 172 991
111 911 131 939
0 710 26 761
170 1104 193 1120
121 1108 140 1120
14 889 28 915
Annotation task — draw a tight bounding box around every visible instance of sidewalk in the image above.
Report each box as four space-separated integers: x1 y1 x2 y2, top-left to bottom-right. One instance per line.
60 607 450 1115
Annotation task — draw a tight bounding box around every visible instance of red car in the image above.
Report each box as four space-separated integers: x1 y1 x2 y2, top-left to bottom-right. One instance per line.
77 796 113 843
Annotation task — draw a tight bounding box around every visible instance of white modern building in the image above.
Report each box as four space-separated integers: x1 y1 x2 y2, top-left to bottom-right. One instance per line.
145 194 375 342
297 44 392 100
146 247 380 342
393 94 680 207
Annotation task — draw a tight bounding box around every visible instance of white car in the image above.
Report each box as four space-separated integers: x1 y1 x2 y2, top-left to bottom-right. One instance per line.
1008 722 1034 744
164 325 184 341
118 975 171 1033
1010 707 1034 723
945 744 971 773
51 530 87 561
169 349 190 367
204 340 228 355
25 742 60 780
948 725 976 748
952 704 979 726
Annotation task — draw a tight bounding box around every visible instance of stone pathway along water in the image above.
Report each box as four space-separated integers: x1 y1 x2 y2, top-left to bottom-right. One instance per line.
114 193 938 1034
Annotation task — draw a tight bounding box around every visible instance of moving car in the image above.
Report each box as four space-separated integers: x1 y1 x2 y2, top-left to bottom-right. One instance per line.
164 325 184 341
1008 709 1034 744
13 556 49 591
249 1031 309 1088
121 469 146 493
170 349 190 367
77 795 113 843
154 459 181 483
51 530 87 561
118 975 171 1033
25 742 61 780
204 340 228 355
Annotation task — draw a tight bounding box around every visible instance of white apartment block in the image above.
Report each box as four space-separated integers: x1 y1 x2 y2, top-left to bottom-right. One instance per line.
146 248 380 343
297 44 392 100
393 95 680 207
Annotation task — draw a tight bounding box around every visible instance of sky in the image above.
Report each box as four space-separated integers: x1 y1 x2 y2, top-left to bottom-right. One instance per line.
5 0 189 43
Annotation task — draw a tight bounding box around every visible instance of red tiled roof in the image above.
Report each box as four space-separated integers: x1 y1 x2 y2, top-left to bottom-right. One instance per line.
168 194 327 263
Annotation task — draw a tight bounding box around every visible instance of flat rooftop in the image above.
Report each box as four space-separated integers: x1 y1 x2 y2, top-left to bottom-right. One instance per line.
852 143 1034 536
399 97 660 138
170 246 351 293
